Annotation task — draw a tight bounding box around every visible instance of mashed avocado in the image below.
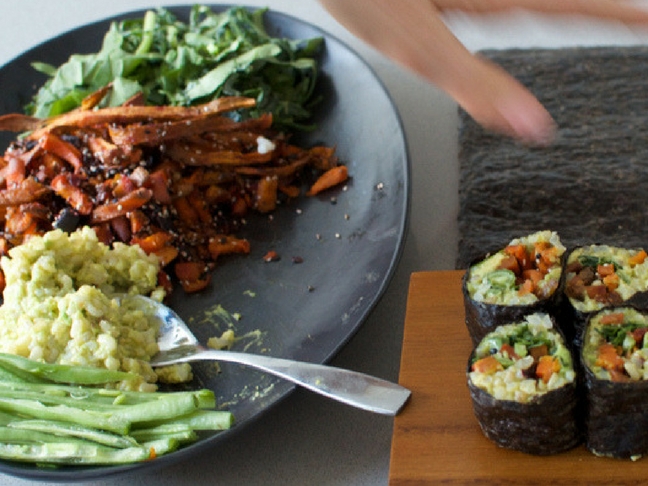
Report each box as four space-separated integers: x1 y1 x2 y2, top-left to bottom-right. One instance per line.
0 228 166 391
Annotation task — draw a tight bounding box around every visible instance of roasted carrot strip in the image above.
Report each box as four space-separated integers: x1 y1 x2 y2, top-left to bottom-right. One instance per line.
39 132 83 173
255 176 278 213
235 157 310 177
174 261 211 293
133 232 179 266
536 355 561 383
629 249 648 266
152 246 180 267
599 312 625 325
86 135 123 165
165 144 274 166
279 185 301 198
146 169 172 204
3 157 25 188
90 188 153 224
0 113 41 133
596 343 625 372
172 196 199 227
32 96 256 134
305 145 339 171
0 178 49 205
128 209 149 234
518 279 534 296
50 174 93 215
597 263 616 277
522 269 544 284
187 190 212 224
471 355 503 374
307 165 348 196
4 207 38 236
603 273 620 291
132 231 174 253
208 235 250 259
497 255 520 275
108 115 242 147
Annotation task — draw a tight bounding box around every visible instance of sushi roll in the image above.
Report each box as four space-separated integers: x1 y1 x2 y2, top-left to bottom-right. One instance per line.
463 230 566 346
581 306 648 459
467 313 580 455
562 245 648 347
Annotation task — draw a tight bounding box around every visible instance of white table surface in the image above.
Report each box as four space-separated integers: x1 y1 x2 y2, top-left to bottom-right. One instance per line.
2 1 648 485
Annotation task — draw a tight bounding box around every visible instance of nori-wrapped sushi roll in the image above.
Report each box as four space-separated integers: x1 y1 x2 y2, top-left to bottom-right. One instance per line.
463 230 566 346
467 313 580 455
581 306 648 459
562 245 648 348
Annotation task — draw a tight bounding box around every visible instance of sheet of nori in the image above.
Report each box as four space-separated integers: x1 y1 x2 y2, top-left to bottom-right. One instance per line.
583 364 648 459
457 46 648 270
467 352 581 455
462 250 565 346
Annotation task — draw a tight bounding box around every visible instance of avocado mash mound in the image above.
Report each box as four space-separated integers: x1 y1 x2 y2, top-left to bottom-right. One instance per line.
0 228 170 391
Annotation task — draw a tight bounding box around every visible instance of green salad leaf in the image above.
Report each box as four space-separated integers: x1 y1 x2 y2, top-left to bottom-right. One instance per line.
27 5 324 131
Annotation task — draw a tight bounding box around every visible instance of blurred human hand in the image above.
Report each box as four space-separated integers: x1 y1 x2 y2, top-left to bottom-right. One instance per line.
319 0 648 145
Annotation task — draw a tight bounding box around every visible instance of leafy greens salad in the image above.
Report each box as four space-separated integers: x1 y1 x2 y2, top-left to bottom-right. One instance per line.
27 5 324 130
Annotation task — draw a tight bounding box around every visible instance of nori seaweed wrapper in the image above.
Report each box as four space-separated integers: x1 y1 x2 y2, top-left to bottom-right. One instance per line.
560 246 648 349
467 350 581 455
582 369 648 459
457 46 648 270
463 251 565 347
581 306 648 459
467 379 580 455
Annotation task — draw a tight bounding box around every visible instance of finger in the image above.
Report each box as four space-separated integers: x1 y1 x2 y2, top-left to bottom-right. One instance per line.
320 0 556 143
450 55 556 144
434 0 648 23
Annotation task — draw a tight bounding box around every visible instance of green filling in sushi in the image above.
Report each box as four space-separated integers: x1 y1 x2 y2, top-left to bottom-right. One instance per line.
470 313 575 403
465 230 565 306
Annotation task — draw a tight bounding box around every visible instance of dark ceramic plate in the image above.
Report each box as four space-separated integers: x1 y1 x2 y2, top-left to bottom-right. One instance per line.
0 5 409 481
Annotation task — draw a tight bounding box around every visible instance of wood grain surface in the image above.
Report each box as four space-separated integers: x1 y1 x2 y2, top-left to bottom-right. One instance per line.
388 270 648 485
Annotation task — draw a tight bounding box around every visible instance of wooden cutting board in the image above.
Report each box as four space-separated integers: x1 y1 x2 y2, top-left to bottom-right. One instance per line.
388 270 648 484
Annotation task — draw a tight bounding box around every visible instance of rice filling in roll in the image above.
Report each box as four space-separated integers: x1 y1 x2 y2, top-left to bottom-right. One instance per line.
467 313 580 455
582 306 648 460
563 245 648 347
463 230 566 345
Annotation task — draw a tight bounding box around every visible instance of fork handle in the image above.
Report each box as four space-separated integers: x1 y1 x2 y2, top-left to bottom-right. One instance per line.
185 349 411 416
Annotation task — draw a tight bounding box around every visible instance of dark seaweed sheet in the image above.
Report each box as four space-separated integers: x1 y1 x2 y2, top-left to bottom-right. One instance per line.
458 46 648 269
583 364 648 459
467 352 581 455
